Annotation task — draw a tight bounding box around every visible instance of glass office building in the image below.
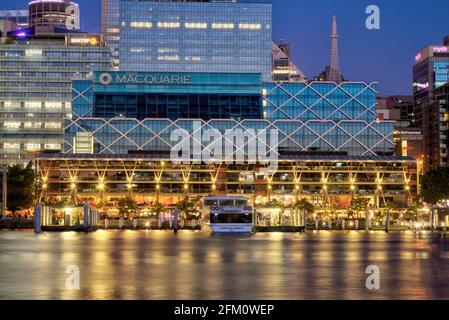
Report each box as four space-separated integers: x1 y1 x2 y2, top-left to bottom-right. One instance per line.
66 71 394 157
413 41 449 170
102 0 272 81
0 30 111 166
0 10 28 29
42 71 412 210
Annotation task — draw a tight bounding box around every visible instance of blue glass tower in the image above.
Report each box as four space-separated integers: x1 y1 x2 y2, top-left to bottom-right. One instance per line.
102 0 272 81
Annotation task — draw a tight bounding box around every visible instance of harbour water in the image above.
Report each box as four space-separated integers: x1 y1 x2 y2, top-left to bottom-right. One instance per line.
1 230 449 300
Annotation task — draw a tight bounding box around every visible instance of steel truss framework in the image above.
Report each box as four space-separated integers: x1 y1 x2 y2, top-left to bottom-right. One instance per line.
37 155 418 208
67 81 395 157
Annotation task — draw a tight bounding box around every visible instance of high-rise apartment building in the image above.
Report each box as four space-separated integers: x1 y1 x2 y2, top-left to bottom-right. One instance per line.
420 82 449 168
0 29 111 166
413 37 449 170
102 0 272 81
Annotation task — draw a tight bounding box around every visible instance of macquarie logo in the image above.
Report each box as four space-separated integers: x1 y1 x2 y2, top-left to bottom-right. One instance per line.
97 73 193 86
99 73 113 85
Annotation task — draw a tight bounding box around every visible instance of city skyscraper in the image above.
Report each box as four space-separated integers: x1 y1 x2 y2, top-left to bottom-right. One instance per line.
413 37 449 170
101 0 272 81
0 30 111 166
329 16 341 83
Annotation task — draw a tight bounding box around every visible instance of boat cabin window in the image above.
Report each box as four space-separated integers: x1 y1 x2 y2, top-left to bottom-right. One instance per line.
235 200 248 206
210 213 252 224
219 200 235 206
204 198 248 207
204 199 219 206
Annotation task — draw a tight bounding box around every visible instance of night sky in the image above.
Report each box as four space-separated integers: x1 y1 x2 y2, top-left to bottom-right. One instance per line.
1 0 449 96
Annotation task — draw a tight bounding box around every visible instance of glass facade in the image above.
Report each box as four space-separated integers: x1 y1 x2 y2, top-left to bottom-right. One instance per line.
67 72 394 157
0 37 111 165
102 0 272 81
93 93 262 120
0 10 28 29
88 71 262 120
264 82 377 121
413 45 449 170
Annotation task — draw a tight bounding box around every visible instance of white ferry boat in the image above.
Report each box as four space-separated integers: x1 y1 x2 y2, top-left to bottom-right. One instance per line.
201 196 254 234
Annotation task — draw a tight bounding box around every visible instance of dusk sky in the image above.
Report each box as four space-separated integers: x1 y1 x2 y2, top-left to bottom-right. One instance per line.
2 0 449 96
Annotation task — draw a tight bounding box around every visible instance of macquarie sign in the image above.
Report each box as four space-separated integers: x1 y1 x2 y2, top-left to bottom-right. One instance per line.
98 72 192 86
94 71 262 93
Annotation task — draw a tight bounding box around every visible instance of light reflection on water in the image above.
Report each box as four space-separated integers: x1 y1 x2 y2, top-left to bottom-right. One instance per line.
1 230 449 300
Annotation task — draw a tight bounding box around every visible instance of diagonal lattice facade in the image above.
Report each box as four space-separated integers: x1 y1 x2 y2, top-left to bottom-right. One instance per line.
66 78 394 157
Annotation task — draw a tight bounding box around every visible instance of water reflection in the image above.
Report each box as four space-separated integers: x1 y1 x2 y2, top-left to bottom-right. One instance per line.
1 230 449 299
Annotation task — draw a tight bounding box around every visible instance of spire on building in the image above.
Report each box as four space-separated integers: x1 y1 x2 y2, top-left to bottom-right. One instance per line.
329 16 341 83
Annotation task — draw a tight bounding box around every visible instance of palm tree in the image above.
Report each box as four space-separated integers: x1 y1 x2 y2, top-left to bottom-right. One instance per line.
177 197 199 220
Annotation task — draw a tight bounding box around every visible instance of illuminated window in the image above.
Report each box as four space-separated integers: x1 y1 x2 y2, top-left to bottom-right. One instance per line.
45 122 61 129
24 143 40 151
212 23 234 29
25 49 42 57
4 122 21 129
25 101 41 109
239 24 261 30
24 122 42 129
158 55 180 61
4 101 19 108
73 132 93 154
157 22 180 28
401 140 408 157
107 28 120 33
44 102 62 109
130 22 153 28
44 144 61 150
4 143 20 150
185 22 207 29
